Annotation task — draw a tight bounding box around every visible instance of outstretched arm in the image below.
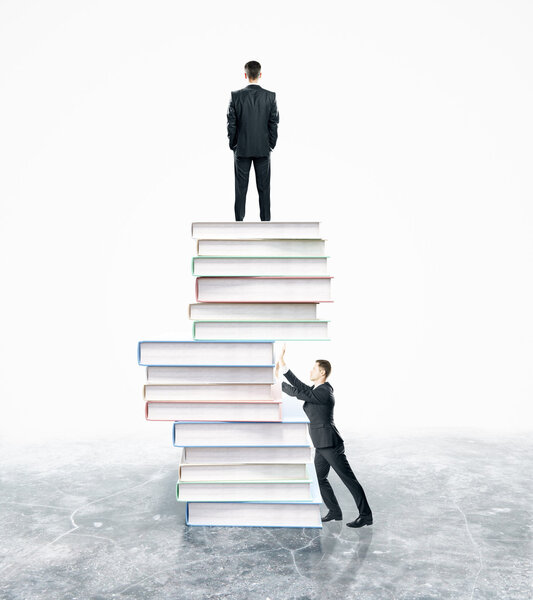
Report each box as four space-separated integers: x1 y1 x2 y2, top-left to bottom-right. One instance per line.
227 93 237 150
283 370 330 405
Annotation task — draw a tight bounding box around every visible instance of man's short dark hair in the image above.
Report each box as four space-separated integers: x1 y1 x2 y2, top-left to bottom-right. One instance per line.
316 360 331 379
245 61 261 80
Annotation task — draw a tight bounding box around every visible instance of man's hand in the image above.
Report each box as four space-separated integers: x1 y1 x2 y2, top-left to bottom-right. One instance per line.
279 343 287 368
275 361 280 379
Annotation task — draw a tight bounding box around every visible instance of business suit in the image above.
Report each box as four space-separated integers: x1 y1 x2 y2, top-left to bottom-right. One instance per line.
282 369 372 518
227 84 279 221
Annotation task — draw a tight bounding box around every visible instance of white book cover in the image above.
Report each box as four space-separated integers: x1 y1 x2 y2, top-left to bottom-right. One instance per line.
176 480 313 502
197 239 326 257
146 400 281 422
138 341 274 366
144 383 273 401
193 320 329 340
189 303 318 320
182 446 313 464
192 222 320 239
178 462 308 481
196 277 332 302
146 366 275 384
192 256 328 276
173 420 310 447
186 501 322 527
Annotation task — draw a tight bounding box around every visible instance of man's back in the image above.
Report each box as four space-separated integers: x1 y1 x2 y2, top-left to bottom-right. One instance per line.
227 84 279 158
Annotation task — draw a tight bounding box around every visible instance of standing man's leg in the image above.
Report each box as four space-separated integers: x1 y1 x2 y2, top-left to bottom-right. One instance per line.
315 448 342 515
252 153 271 221
318 444 372 517
234 153 252 221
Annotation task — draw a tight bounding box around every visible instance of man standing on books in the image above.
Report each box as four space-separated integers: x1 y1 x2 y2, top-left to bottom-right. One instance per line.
227 61 279 222
276 346 373 528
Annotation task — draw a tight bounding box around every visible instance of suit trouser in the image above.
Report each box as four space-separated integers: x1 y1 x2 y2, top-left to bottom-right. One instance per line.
233 152 271 221
314 443 372 517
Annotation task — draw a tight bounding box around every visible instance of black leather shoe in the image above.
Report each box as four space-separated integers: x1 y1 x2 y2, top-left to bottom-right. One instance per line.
346 514 373 528
321 511 343 522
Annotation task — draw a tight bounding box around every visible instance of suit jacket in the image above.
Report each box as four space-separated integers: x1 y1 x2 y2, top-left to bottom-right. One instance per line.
282 369 344 449
227 84 279 157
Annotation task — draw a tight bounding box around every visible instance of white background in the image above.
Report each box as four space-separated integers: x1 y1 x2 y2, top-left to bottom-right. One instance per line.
1 1 532 441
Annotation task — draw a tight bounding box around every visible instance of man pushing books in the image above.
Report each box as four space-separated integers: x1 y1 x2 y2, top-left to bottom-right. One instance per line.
276 344 373 527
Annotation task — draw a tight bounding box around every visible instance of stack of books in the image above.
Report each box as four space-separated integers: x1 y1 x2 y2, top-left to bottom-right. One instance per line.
138 222 332 527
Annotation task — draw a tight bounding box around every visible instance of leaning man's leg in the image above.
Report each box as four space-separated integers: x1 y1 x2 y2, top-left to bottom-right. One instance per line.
326 443 372 517
314 447 342 513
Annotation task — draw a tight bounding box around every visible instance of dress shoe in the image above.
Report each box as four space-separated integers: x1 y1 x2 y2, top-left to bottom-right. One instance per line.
346 513 373 528
321 511 343 522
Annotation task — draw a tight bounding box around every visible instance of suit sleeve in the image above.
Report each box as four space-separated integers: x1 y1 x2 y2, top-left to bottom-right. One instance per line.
281 381 298 397
283 369 329 404
268 93 279 150
227 92 237 150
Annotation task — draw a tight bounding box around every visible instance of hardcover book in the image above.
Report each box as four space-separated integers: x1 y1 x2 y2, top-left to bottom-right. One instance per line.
195 277 332 303
138 341 275 366
188 302 318 320
192 222 320 239
192 256 328 277
192 320 329 341
145 400 282 422
197 238 326 257
146 365 275 384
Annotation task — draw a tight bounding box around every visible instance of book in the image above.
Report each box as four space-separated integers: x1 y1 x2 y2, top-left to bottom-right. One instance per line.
192 320 329 341
172 420 310 447
138 341 274 366
145 400 282 422
192 256 329 277
195 277 332 303
178 462 308 481
181 446 313 464
146 365 275 384
185 501 322 527
192 222 320 240
188 303 318 320
197 239 326 257
176 480 313 502
144 383 273 401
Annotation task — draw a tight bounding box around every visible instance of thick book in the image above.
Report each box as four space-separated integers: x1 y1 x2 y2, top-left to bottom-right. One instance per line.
144 383 273 401
172 420 310 447
176 480 313 502
181 446 313 464
185 501 322 527
145 400 282 422
197 239 326 257
189 303 318 320
191 222 320 240
138 341 274 366
192 256 329 277
146 365 275 384
193 320 329 341
195 277 332 303
178 462 308 481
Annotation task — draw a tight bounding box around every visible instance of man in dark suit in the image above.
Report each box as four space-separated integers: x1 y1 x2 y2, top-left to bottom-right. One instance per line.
276 346 373 527
227 60 279 221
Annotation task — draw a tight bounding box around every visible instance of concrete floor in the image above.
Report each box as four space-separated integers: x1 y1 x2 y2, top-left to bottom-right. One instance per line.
0 429 530 600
